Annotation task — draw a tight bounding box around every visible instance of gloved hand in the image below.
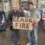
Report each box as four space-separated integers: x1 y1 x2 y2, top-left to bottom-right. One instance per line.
32 19 36 26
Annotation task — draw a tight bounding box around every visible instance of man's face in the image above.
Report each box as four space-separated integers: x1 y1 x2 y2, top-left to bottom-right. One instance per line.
29 4 33 10
12 6 18 12
12 7 17 11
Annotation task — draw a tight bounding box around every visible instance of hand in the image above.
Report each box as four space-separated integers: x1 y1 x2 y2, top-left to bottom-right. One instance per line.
32 19 36 26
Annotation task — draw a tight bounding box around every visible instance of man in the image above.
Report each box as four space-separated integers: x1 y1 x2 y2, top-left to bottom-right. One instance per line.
8 6 24 45
23 2 41 45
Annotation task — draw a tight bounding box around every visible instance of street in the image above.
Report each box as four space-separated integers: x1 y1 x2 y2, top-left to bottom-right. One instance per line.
0 28 45 45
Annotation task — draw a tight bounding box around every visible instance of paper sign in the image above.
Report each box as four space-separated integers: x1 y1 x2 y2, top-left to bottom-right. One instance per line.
12 17 33 30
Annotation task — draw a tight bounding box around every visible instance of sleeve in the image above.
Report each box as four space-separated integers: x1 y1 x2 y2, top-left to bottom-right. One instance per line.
8 11 12 25
35 10 41 22
8 11 12 21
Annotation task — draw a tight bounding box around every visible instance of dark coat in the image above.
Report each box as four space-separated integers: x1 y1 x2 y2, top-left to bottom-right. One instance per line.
8 10 25 30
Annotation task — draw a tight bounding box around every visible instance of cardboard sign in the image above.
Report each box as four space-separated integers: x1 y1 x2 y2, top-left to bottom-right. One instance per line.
12 17 33 30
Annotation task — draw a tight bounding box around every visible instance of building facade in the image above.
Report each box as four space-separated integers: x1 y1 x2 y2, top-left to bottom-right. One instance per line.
0 0 45 11
0 0 19 11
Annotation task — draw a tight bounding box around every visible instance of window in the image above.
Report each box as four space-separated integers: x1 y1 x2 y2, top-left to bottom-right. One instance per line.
19 0 29 9
4 1 10 11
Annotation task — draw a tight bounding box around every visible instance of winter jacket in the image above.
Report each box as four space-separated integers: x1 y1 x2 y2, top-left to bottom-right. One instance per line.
8 10 25 30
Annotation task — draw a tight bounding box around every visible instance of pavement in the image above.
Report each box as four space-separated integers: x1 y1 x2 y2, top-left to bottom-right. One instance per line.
0 29 29 45
0 28 12 45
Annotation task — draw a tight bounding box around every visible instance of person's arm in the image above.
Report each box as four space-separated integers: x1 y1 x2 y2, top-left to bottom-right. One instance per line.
32 10 41 26
8 11 12 21
34 10 41 23
7 11 12 27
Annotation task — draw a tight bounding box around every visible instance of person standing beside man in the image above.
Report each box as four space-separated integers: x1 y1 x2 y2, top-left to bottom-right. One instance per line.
23 2 41 45
28 2 41 45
